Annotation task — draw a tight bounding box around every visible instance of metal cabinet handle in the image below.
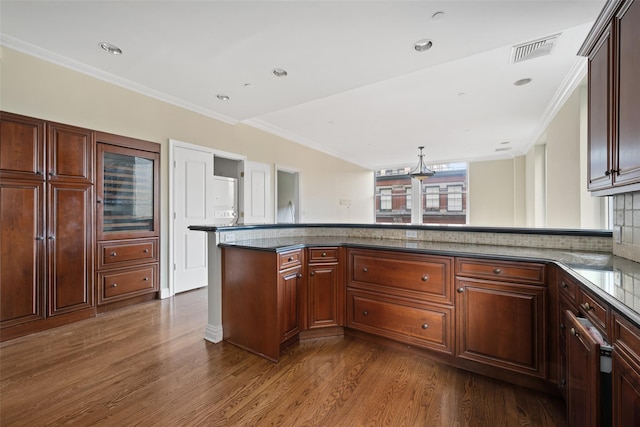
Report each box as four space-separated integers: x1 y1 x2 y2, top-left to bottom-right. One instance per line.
493 268 502 274
457 287 464 293
143 249 149 253
605 170 611 176
111 252 117 257
421 323 429 330
111 283 118 288
560 281 568 289
288 257 293 262
560 323 565 331
143 277 149 281
48 236 55 240
310 271 315 276
35 236 44 241
362 267 368 272
321 252 327 257
297 273 303 279
421 275 429 282
362 311 368 316
570 327 578 337
581 303 592 311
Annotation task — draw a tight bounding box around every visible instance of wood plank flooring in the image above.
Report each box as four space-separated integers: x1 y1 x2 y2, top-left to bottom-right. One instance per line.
0 288 566 426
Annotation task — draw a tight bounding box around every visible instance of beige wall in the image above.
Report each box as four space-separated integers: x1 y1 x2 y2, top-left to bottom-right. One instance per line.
468 158 523 227
0 47 374 291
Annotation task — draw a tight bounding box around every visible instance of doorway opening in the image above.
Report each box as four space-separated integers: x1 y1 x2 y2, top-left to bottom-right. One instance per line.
276 166 300 224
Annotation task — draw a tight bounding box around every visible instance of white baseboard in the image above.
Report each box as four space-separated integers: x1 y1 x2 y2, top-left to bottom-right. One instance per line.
204 324 223 343
159 288 173 299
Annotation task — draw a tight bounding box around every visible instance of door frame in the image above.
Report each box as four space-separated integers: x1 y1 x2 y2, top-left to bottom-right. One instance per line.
274 164 301 224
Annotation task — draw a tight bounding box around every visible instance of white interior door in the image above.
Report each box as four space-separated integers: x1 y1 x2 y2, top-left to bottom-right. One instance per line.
173 144 215 293
242 160 273 224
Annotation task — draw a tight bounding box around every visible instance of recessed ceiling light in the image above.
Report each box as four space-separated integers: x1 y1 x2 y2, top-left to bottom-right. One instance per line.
216 94 230 101
514 78 532 86
414 39 433 52
98 42 122 55
272 68 288 77
495 147 512 152
243 83 252 87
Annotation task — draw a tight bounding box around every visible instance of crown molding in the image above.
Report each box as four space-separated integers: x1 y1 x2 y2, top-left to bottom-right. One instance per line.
524 56 588 153
0 34 238 125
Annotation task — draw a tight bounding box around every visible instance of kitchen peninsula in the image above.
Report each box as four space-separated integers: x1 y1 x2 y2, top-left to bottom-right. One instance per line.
191 223 640 425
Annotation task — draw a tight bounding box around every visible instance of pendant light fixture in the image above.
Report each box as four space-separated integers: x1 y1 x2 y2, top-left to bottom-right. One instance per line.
409 146 435 181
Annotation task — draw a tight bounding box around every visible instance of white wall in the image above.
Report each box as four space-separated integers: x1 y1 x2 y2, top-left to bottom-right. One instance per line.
0 47 374 292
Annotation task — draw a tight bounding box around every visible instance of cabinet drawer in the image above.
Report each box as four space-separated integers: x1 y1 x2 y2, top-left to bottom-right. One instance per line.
308 247 339 263
350 250 453 303
98 239 158 269
347 289 453 354
456 258 546 285
278 249 302 270
558 272 579 303
579 289 609 337
99 265 157 302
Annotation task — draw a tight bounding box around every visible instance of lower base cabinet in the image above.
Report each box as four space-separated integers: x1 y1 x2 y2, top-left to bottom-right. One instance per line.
612 313 640 426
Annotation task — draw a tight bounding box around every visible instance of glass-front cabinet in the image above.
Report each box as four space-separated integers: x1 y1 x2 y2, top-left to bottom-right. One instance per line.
95 132 160 307
97 143 159 241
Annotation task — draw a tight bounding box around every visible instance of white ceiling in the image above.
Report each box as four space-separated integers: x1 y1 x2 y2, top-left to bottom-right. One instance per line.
0 1 605 170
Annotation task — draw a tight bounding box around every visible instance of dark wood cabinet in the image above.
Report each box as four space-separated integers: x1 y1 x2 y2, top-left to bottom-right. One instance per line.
279 265 302 344
346 249 455 355
455 258 547 380
565 310 604 427
611 313 640 426
582 0 640 194
222 246 304 362
0 112 94 340
455 278 546 379
95 133 160 308
307 247 343 329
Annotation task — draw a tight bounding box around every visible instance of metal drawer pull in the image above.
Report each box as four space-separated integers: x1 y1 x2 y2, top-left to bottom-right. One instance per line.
421 323 429 329
421 275 429 282
321 252 326 257
362 311 368 316
143 277 149 281
111 283 118 288
457 287 464 293
143 249 149 253
570 327 578 337
310 271 315 276
111 252 117 257
493 268 502 274
297 273 302 279
581 303 592 311
362 267 368 272
288 257 293 262
561 281 568 289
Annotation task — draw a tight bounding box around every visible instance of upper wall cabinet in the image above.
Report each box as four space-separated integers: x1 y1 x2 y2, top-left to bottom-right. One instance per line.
582 0 640 195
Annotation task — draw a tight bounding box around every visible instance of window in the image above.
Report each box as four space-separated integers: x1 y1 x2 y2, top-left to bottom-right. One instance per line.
447 185 463 212
380 188 392 211
424 186 439 211
374 163 467 224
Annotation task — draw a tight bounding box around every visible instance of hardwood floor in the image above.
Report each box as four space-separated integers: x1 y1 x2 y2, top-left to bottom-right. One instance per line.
0 288 566 426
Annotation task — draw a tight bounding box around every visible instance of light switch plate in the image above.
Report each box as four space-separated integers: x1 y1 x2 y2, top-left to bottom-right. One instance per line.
406 230 418 239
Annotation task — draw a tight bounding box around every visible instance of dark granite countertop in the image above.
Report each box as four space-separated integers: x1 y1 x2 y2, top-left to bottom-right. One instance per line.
217 236 640 326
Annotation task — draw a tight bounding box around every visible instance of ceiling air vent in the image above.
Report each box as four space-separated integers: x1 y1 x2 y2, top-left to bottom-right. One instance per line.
511 33 561 64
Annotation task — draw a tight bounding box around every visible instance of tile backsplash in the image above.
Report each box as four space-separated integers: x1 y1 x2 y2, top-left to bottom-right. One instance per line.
614 191 640 263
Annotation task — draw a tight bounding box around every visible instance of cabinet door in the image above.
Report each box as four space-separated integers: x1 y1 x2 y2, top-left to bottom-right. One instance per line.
612 349 640 426
565 310 601 427
47 122 93 183
0 180 46 327
47 182 94 316
308 263 340 328
587 23 614 191
96 143 159 241
613 0 640 187
279 266 302 343
0 112 45 180
456 278 546 378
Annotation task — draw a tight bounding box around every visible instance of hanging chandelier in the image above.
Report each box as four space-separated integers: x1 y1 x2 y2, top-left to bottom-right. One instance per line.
409 146 435 181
